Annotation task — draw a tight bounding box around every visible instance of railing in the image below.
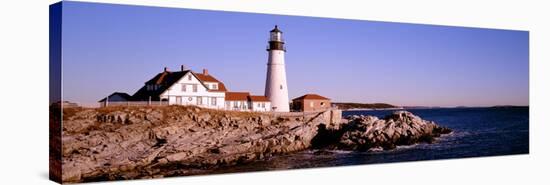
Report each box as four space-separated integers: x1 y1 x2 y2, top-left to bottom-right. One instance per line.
100 101 168 107
266 45 287 51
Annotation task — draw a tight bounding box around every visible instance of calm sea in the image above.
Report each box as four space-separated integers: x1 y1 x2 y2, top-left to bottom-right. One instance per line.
204 107 529 173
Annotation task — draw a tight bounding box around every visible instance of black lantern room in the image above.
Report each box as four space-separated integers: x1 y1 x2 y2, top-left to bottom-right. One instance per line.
267 25 285 51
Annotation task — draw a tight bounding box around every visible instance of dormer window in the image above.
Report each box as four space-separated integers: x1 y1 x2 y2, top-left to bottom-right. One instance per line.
212 83 218 90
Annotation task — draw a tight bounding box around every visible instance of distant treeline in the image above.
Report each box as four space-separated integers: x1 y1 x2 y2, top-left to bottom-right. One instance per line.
332 102 398 110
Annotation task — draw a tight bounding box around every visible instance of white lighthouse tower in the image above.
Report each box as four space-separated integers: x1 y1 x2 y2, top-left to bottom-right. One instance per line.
265 25 290 112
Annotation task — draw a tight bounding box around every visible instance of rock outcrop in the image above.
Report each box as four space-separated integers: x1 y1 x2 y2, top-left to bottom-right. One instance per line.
336 111 452 151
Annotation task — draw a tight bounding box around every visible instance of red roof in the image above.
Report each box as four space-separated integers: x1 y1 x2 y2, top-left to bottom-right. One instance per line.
194 73 218 82
293 94 330 100
195 73 228 92
249 95 270 102
225 92 250 101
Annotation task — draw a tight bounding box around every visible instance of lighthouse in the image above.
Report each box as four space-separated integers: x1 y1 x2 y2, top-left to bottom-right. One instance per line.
265 25 290 112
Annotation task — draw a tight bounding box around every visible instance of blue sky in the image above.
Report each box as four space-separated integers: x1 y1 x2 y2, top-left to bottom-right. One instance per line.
60 1 529 107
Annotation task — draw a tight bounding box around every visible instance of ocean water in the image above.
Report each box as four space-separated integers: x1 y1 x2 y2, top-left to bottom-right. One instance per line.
206 107 529 173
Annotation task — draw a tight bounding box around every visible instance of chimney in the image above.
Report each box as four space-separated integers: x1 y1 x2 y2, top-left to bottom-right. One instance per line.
164 67 168 72
203 69 209 76
181 65 186 71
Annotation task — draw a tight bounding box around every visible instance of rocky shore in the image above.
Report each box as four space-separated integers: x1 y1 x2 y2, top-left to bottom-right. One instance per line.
313 111 452 151
60 106 450 183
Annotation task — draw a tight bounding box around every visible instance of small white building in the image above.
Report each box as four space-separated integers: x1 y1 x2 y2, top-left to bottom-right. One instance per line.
249 95 271 112
225 92 251 111
224 92 272 112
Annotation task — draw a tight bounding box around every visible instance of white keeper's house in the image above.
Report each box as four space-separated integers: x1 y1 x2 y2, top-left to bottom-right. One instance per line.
102 66 272 112
100 25 294 112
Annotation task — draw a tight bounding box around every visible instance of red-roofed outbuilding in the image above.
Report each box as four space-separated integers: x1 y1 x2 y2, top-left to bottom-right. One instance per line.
292 94 331 112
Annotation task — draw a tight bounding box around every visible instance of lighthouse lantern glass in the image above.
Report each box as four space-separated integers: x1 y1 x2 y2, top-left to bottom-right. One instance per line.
270 32 281 41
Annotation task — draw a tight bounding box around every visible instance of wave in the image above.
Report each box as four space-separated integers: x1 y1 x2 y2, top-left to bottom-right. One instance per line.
395 143 420 150
307 149 354 155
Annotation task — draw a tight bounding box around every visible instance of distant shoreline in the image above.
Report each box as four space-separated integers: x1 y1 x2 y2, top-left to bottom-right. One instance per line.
332 102 398 110
343 107 404 111
341 105 529 111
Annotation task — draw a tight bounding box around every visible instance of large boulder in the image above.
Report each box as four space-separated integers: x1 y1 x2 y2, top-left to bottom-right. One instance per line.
337 111 451 151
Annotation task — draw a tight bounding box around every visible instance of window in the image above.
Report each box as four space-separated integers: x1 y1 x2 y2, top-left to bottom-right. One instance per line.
211 97 217 106
261 103 265 108
182 84 186 92
310 102 314 107
320 102 325 107
280 85 283 90
188 75 192 81
212 84 218 90
192 84 198 92
197 97 202 105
